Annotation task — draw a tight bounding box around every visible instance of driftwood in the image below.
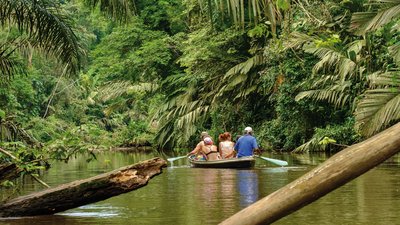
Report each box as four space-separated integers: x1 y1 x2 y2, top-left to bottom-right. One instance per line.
0 157 167 217
220 122 400 225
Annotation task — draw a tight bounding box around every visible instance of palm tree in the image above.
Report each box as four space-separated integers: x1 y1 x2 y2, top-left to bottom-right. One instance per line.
153 0 331 148
287 31 366 109
0 0 83 78
350 0 400 136
0 0 136 80
153 73 210 148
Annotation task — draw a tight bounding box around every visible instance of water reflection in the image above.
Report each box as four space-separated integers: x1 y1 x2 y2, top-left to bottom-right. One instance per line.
197 169 217 205
0 214 117 225
237 170 259 208
2 152 400 225
218 170 236 214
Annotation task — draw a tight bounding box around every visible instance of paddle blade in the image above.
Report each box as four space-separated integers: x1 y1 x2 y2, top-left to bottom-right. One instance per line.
167 155 187 162
259 156 288 166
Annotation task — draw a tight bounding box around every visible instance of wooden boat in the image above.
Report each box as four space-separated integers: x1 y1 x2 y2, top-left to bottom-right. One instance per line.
188 156 255 168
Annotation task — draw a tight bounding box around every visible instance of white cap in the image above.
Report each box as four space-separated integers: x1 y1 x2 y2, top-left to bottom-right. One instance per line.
204 137 213 145
244 127 253 133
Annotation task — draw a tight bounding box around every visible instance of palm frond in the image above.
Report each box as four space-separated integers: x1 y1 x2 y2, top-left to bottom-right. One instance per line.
155 98 210 148
305 46 358 81
292 138 318 153
176 104 209 139
232 84 255 99
347 39 365 56
295 80 352 108
287 34 366 83
83 0 136 23
228 73 249 88
98 81 131 102
103 99 128 117
99 81 157 102
351 0 400 35
389 42 400 65
225 54 264 77
0 43 25 81
368 70 400 86
153 72 213 147
213 54 264 102
0 0 83 74
355 70 400 136
284 32 316 50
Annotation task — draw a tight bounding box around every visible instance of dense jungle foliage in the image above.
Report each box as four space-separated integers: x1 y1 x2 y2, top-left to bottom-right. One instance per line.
0 0 400 185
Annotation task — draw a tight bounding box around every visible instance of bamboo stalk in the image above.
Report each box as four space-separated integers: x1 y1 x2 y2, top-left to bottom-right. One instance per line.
240 0 244 30
0 147 17 160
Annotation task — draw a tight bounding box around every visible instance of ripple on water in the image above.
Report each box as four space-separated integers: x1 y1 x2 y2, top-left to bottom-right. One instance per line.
56 204 121 218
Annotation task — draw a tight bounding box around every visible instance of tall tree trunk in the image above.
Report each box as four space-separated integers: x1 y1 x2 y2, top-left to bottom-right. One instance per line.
220 122 400 225
0 157 167 217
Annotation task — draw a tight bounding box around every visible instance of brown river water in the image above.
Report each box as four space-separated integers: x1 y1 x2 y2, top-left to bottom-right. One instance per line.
1 152 400 225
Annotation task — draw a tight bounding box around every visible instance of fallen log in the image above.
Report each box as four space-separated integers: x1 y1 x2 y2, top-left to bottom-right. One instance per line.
0 157 167 217
220 122 400 225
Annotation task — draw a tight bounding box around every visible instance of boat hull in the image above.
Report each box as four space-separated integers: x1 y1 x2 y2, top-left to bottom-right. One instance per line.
189 157 255 168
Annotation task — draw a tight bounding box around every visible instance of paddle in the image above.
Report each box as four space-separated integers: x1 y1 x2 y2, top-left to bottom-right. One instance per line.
167 155 187 162
255 155 288 166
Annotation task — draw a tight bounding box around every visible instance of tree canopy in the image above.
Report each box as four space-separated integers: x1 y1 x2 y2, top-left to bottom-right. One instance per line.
1 0 400 187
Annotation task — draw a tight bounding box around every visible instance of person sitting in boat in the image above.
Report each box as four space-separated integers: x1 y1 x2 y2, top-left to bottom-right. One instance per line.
188 131 210 160
201 137 220 161
218 132 235 159
192 131 210 152
234 127 259 158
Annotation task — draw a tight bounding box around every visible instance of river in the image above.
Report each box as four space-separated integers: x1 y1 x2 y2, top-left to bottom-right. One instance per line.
1 152 400 225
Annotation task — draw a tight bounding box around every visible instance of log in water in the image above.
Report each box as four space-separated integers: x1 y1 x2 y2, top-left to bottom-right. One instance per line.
221 122 400 225
0 157 167 217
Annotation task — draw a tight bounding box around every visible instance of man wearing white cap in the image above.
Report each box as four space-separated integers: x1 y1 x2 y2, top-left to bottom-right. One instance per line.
234 126 259 158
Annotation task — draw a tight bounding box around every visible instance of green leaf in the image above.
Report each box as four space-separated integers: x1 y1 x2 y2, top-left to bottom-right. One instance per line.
1 180 14 188
0 110 5 119
276 0 290 10
319 137 337 145
247 25 267 38
348 51 357 62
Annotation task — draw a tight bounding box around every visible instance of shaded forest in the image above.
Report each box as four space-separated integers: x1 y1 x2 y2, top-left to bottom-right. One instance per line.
0 0 399 185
